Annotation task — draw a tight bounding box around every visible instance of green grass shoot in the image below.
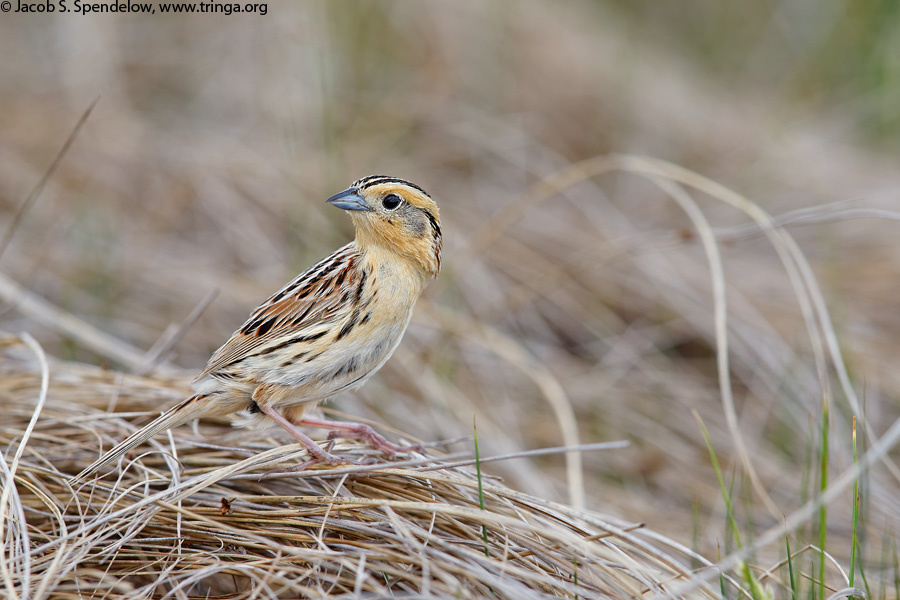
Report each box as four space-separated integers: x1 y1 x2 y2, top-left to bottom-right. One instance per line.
473 417 490 558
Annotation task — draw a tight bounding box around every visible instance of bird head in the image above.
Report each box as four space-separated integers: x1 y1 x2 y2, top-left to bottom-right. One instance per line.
327 176 442 278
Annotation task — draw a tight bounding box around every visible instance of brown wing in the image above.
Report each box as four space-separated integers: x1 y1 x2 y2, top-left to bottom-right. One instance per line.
196 242 363 381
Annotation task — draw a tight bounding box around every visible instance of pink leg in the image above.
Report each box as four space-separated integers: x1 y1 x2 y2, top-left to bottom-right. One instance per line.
256 404 349 468
295 416 423 458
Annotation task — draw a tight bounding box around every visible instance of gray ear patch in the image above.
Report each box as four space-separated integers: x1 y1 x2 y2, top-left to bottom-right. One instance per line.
406 207 428 237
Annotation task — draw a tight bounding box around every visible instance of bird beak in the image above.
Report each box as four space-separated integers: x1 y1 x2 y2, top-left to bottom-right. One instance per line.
326 187 371 212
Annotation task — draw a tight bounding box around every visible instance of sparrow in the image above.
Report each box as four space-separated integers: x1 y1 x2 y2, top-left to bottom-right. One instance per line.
76 175 441 480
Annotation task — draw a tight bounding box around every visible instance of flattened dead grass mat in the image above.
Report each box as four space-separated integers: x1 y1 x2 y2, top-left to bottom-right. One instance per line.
1 337 719 599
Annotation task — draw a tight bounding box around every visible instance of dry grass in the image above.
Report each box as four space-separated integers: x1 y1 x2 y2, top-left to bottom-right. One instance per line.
3 2 900 598
2 334 722 599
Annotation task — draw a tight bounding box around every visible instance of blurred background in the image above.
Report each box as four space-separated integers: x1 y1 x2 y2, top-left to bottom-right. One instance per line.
2 0 900 584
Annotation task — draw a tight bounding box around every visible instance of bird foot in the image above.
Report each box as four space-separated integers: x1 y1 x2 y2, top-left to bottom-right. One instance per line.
325 429 423 458
255 404 421 472
298 416 423 458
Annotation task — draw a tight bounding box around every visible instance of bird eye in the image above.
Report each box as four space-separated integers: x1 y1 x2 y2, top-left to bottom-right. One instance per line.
382 194 402 210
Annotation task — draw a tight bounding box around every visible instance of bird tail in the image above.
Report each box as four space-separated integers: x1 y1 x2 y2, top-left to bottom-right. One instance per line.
74 394 212 482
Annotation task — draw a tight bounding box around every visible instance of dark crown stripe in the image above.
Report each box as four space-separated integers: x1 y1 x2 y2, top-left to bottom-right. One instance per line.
353 174 390 187
354 176 429 196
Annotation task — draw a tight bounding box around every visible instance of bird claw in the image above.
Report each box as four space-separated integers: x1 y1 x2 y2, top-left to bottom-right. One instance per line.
324 424 423 458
